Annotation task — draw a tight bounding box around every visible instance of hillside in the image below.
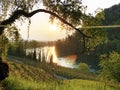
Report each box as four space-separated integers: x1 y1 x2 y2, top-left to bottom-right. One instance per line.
102 3 120 25
0 57 59 90
102 3 120 40
0 57 119 90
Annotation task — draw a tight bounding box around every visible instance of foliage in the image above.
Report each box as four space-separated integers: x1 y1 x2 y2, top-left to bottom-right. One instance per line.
52 65 95 80
99 51 120 82
0 36 9 59
43 0 83 26
6 58 57 82
0 0 40 18
0 0 107 60
102 3 120 25
78 62 90 74
81 14 107 51
27 40 39 48
1 58 119 90
7 55 96 80
2 76 119 90
75 3 120 70
55 32 83 57
8 39 26 57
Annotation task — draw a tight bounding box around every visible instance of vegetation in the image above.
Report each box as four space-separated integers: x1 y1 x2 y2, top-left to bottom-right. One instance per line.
0 0 120 89
1 61 59 90
99 51 120 82
2 77 119 90
0 57 119 90
102 3 120 25
0 0 106 59
78 63 90 74
7 56 96 80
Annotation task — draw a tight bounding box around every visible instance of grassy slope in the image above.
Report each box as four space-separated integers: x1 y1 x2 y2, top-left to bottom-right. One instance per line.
0 57 119 90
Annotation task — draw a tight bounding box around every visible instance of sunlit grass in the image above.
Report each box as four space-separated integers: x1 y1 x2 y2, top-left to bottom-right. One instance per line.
0 57 119 90
2 76 59 90
2 76 119 90
59 79 119 90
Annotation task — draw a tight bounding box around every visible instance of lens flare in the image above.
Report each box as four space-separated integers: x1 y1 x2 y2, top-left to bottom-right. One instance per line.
52 46 58 64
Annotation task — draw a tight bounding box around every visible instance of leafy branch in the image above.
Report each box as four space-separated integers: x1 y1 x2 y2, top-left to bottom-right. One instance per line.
0 9 91 38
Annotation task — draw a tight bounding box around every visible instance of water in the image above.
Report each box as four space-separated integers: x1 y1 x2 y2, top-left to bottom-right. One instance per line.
58 58 78 68
26 46 77 68
26 46 58 63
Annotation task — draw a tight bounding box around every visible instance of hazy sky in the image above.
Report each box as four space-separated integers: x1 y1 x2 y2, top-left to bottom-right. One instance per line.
19 0 120 41
82 0 120 14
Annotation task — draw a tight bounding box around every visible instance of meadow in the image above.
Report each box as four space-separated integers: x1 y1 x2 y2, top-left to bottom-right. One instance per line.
0 56 120 90
2 76 119 90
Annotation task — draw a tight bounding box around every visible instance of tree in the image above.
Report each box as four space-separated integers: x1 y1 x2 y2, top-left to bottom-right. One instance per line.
0 0 94 57
0 35 9 60
0 0 106 56
0 0 105 80
81 14 107 51
99 51 120 82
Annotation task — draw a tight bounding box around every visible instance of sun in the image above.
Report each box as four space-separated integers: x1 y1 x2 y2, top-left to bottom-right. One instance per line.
50 24 57 31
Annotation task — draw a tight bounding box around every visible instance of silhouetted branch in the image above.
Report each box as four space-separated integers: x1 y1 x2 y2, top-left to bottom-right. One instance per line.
0 9 91 38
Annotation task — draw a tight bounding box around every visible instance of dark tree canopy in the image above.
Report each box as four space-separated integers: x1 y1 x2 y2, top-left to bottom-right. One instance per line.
0 9 89 37
0 0 86 35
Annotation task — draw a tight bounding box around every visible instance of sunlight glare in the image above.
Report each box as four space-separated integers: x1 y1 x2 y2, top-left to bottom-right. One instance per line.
52 46 58 64
50 24 57 31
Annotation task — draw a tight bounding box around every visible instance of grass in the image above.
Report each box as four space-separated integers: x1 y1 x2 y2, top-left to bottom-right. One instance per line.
2 76 59 90
7 56 96 80
2 76 119 90
0 56 119 90
59 79 119 90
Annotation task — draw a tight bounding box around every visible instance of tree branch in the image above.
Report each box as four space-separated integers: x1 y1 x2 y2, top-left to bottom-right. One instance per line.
0 9 91 38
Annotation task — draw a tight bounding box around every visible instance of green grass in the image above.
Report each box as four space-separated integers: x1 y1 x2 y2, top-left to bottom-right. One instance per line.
0 56 119 90
59 79 119 90
2 76 119 90
2 76 59 90
8 60 57 82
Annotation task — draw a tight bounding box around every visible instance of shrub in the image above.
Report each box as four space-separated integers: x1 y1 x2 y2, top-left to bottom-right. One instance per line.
99 51 120 82
78 63 90 74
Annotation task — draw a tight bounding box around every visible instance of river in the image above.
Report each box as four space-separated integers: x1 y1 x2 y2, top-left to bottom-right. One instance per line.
26 46 78 68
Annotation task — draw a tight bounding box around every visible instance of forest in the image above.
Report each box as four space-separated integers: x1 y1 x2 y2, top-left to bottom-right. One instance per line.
0 0 120 90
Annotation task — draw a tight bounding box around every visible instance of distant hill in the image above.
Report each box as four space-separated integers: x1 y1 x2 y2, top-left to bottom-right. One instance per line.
102 3 120 40
102 3 120 25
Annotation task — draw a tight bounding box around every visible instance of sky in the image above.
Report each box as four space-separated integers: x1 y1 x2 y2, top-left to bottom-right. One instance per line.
19 0 120 41
82 0 120 14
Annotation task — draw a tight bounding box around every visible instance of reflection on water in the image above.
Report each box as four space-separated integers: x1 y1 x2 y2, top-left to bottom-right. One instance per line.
26 46 58 63
58 58 78 68
26 46 77 68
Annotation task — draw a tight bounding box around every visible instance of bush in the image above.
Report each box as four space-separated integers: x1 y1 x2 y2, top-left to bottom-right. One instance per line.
78 63 90 74
99 51 120 82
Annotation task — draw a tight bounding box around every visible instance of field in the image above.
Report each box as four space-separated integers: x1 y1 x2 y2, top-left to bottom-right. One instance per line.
0 57 120 90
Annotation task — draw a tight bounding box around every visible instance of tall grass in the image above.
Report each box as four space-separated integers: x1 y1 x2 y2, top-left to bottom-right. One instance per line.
2 75 59 90
2 76 119 90
0 56 119 90
58 79 120 90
